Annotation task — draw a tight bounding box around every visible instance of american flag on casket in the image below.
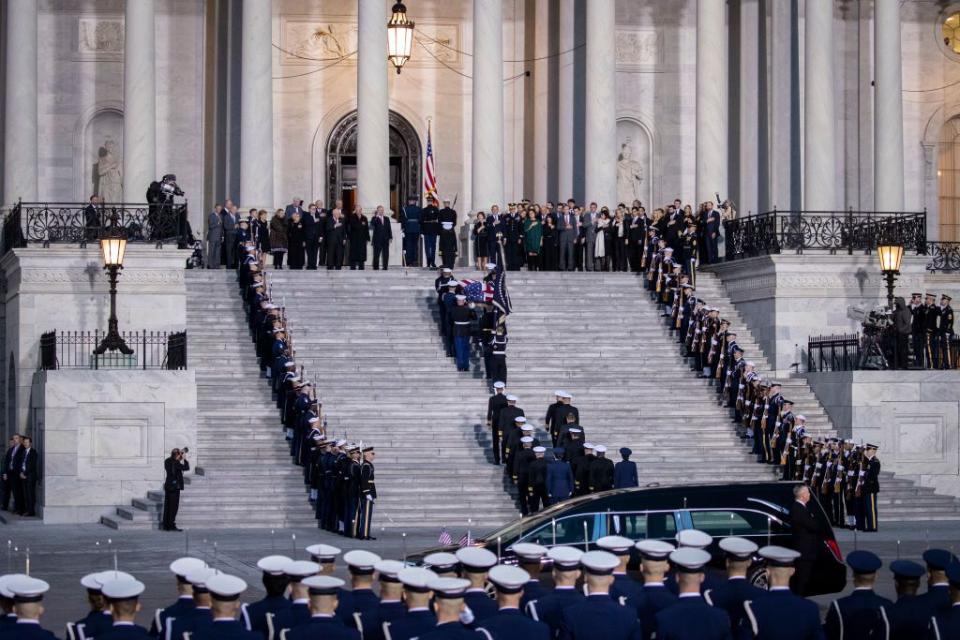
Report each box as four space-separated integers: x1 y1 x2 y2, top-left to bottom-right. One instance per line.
460 279 493 304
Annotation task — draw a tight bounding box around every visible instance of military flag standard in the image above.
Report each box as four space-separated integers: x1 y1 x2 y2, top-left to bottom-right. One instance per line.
424 119 439 201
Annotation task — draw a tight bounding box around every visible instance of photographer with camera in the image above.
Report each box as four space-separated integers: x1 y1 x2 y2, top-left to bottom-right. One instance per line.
162 447 189 531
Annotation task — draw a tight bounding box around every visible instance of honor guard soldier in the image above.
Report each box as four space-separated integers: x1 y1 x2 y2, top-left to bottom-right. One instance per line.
375 560 409 631
487 382 508 464
450 294 473 371
507 427 535 483
552 394 579 447
528 447 550 514
242 555 293 639
740 546 822 640
596 536 647 617
613 448 638 489
669 529 721 594
525 547 584 637
939 294 954 369
511 543 548 608
166 567 217 640
928 562 960 640
557 551 643 640
882 560 928 640
276 561 321 630
823 550 891 640
546 447 574 504
588 446 614 493
635 540 678 640
489 326 508 384
342 550 383 640
189 574 261 640
150 557 206 638
925 293 941 368
412 578 477 640
424 553 460 578
573 443 596 496
386 568 439 640
478 566 550 640
0 575 18 628
703 537 765 634
856 444 880 532
4 575 57 640
545 393 564 447
357 446 377 540
455 548 499 624
910 293 926 367
95 577 150 640
499 398 525 467
514 435 536 502
283 576 360 640
916 549 956 617
306 544 341 575
655 548 732 640
71 571 135 640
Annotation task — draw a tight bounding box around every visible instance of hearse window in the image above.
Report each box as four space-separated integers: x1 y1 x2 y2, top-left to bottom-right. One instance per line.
609 512 675 539
646 512 677 539
690 509 773 536
520 514 596 546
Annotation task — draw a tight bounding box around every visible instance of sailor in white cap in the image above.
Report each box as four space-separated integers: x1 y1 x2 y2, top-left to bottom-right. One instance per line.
411 578 475 640
5 576 55 638
514 436 538 514
527 446 550 514
374 560 407 624
573 443 595 496
703 538 764 633
544 391 565 446
551 393 578 448
741 546 821 640
635 540 678 637
504 417 531 473
666 529 719 594
423 552 459 578
241 556 293 637
498 396 525 467
455 548 498 623
476 566 549 640
306 544 341 575
510 543 548 607
487 381 508 465
525 547 583 633
388 568 439 640
596 536 645 615
166 567 218 640
150 557 207 637
556 551 643 640
0 574 23 627
340 550 382 637
438 217 458 270
588 446 614 493
276 560 321 630
97 577 149 639
281 576 358 640
555 409 582 450
193 574 259 640
72 571 133 640
654 549 731 640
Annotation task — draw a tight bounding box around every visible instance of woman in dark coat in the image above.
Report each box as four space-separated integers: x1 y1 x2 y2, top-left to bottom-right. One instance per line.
348 206 370 270
541 214 558 271
256 209 271 255
473 212 488 271
287 211 306 269
268 209 288 269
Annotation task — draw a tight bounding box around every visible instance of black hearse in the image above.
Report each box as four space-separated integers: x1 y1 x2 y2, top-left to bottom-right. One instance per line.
412 482 846 596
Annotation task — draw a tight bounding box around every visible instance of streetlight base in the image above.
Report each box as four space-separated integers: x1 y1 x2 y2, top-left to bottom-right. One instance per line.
94 330 134 355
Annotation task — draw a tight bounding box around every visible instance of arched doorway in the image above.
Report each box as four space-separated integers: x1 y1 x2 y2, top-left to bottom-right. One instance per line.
326 110 422 213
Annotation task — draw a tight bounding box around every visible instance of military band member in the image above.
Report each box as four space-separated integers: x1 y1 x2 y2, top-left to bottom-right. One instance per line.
823 550 891 640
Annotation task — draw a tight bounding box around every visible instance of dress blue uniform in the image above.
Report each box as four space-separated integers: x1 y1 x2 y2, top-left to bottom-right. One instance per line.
73 611 113 640
655 594 731 640
347 588 382 639
823 551 892 640
525 587 584 638
545 454 574 503
415 621 487 640
463 590 498 624
150 596 195 637
386 610 437 640
613 449 638 489
275 601 311 631
882 559 932 640
191 619 261 640
96 622 151 639
704 578 766 633
4 620 61 639
741 589 824 640
915 549 957 619
558 594 643 640
283 615 362 640
521 580 547 610
241 595 291 638
165 607 212 640
640 583 678 640
479 608 549 640
930 603 960 640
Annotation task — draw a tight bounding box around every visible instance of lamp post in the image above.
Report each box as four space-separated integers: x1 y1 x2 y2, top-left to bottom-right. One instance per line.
877 241 905 311
94 224 133 355
387 2 414 74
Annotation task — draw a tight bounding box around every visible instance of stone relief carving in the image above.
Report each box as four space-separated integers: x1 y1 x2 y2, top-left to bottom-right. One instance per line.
281 17 460 66
616 29 659 69
77 18 124 60
95 139 123 204
617 139 644 205
19 269 184 285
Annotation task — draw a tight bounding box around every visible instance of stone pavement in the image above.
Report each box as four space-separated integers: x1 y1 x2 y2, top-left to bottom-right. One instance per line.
1 519 957 635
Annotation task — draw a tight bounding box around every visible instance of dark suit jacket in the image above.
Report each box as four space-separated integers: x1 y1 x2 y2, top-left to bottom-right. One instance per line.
371 215 393 245
2 445 20 476
20 448 38 481
789 500 820 559
207 211 223 241
164 456 189 491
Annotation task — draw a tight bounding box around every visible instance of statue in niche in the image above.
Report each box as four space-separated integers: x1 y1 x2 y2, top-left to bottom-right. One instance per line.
617 139 643 204
95 139 122 203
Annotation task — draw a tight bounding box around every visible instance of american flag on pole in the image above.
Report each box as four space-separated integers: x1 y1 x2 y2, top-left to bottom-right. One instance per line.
424 119 439 201
457 531 472 547
438 527 453 546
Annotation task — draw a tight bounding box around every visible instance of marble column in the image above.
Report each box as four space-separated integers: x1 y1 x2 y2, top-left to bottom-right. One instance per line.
767 0 796 210
697 0 727 204
739 0 760 215
803 0 837 211
874 0 904 210
584 0 617 207
556 0 575 201
2 0 38 204
123 0 156 202
240 0 274 208
472 0 504 212
357 0 390 212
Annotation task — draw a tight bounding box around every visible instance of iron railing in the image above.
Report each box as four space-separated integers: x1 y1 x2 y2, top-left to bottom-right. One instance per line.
924 241 960 272
40 330 188 370
2 200 190 255
807 334 861 372
807 331 960 371
723 209 927 260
